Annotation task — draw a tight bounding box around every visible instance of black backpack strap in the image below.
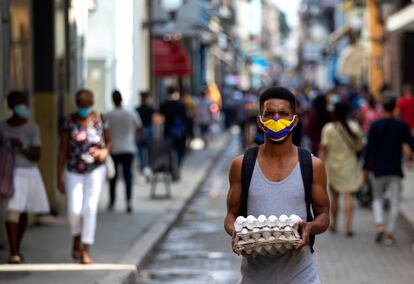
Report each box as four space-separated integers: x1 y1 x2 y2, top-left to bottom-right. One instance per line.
298 147 315 253
240 146 259 217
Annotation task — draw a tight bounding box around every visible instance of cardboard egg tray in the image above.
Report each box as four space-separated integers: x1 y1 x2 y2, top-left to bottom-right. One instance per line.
234 214 302 256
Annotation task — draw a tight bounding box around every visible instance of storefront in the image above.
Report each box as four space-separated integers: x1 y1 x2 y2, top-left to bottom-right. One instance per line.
385 3 414 94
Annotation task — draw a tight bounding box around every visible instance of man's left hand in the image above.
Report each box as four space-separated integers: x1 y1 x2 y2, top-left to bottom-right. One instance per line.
295 221 313 251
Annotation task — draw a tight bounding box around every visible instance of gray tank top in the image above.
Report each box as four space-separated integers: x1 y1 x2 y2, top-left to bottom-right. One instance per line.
239 161 320 284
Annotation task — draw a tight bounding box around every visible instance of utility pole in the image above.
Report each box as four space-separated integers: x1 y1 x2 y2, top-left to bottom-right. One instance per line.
367 0 384 98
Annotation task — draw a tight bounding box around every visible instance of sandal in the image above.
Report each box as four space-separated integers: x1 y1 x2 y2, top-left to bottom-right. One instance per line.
8 255 22 264
72 250 82 260
80 251 94 264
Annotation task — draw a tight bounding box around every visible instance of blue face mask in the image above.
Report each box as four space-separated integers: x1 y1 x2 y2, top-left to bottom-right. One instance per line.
78 107 92 118
14 104 29 118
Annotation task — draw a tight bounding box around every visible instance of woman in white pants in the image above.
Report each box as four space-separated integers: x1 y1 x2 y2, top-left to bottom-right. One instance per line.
0 91 50 264
57 89 111 264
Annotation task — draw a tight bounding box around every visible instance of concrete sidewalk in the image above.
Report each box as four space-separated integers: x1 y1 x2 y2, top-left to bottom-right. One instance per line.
0 133 229 284
401 166 414 234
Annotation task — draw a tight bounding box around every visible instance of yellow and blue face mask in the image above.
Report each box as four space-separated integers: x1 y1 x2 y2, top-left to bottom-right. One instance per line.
258 115 296 142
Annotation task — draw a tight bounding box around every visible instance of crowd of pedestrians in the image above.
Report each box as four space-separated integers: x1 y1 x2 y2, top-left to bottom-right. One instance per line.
225 83 414 247
225 85 414 282
0 84 221 264
1 80 414 266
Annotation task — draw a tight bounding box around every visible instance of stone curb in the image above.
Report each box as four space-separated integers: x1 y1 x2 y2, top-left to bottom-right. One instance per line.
98 134 230 284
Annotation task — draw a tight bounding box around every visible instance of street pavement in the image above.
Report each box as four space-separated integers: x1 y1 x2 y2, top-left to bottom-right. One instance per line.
317 202 414 283
137 136 241 284
0 132 230 284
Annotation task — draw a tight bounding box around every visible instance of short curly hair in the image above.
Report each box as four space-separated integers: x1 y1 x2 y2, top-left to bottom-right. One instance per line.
259 86 296 114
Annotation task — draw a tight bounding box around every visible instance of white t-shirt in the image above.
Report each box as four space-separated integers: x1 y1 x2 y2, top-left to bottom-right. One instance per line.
0 120 41 168
106 107 142 154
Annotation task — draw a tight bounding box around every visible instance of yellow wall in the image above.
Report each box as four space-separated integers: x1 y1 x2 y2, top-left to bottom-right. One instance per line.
32 93 65 213
367 0 385 97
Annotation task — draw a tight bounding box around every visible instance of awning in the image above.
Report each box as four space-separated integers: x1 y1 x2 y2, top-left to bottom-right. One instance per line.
152 39 192 77
337 42 369 78
386 4 414 32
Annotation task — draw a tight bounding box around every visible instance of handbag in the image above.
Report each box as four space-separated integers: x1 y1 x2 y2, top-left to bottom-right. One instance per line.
96 113 115 180
106 155 115 180
0 138 15 199
355 179 373 208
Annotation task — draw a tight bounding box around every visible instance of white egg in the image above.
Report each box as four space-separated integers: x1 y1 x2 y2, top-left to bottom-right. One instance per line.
246 215 256 223
268 215 278 222
234 217 245 232
234 224 243 232
236 216 246 223
279 214 289 222
246 215 257 230
289 214 302 222
258 215 267 223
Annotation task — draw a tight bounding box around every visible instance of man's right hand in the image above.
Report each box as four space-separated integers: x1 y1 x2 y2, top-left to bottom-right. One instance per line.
57 177 65 195
231 230 238 255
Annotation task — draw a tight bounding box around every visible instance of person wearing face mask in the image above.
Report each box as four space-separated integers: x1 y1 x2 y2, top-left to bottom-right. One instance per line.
0 91 50 264
57 89 111 264
225 86 330 283
319 101 364 237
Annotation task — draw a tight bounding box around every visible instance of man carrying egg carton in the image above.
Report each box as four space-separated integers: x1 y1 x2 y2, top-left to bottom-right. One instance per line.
224 87 330 284
234 214 303 256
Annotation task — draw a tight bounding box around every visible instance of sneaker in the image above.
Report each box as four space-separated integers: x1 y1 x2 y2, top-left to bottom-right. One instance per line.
8 255 22 264
126 205 133 214
143 167 153 178
383 234 396 246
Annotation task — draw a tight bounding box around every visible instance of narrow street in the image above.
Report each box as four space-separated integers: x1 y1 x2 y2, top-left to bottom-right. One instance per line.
137 137 241 283
137 136 414 284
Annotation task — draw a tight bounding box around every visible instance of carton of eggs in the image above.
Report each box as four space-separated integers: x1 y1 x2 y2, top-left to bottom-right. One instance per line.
234 214 303 256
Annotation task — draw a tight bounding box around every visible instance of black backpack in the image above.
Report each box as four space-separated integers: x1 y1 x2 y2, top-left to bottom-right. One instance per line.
239 146 315 252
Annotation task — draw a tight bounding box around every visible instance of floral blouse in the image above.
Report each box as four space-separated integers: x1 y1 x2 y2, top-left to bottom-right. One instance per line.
62 113 108 173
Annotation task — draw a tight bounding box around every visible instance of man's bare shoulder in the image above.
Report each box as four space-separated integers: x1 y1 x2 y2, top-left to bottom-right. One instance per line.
229 155 243 181
311 155 327 182
231 155 243 167
311 155 324 170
